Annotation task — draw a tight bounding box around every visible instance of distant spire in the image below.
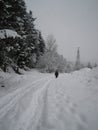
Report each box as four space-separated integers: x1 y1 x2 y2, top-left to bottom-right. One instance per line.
77 47 80 64
75 47 81 70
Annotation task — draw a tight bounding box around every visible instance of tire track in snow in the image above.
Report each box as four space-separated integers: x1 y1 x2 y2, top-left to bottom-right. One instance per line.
14 79 52 130
0 76 52 119
35 78 88 130
0 76 50 108
31 80 51 130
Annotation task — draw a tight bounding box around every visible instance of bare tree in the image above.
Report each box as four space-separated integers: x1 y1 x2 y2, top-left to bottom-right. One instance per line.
37 34 67 73
46 34 57 53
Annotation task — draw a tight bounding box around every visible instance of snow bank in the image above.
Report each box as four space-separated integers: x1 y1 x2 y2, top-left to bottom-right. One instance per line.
71 67 98 86
0 29 20 39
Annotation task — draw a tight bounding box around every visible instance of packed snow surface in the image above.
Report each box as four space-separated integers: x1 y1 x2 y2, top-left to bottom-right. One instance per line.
0 68 98 130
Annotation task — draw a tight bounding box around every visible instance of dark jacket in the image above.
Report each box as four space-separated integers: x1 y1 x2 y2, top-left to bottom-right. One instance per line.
55 70 59 78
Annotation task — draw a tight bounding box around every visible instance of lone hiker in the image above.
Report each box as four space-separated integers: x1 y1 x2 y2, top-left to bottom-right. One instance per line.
55 70 59 78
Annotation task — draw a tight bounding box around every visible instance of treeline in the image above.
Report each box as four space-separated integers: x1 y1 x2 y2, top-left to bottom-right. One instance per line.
0 0 97 73
37 35 67 73
0 0 67 73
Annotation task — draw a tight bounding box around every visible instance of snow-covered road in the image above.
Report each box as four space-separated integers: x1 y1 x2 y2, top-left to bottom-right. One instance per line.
0 68 98 130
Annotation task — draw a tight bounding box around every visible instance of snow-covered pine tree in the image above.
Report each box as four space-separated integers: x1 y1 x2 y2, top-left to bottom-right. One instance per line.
0 0 8 29
0 0 27 69
0 0 27 35
35 31 45 59
87 62 92 69
0 30 22 71
24 11 45 67
0 0 45 70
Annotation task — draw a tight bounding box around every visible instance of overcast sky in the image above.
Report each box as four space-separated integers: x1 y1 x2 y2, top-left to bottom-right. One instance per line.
25 0 98 64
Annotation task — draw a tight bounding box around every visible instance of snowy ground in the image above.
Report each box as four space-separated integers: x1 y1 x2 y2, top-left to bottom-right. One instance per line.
0 68 98 130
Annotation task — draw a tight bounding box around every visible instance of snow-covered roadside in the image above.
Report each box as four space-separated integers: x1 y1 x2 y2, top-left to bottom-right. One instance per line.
0 69 51 97
57 67 98 130
0 67 98 130
0 69 53 130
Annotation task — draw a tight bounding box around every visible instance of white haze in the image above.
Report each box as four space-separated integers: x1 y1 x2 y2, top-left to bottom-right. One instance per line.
25 0 98 64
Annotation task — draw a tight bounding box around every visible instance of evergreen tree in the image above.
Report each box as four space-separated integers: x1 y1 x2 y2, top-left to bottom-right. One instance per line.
36 31 45 58
93 63 97 68
0 37 14 71
87 62 92 69
24 11 45 67
0 0 45 70
0 0 27 35
0 0 8 29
